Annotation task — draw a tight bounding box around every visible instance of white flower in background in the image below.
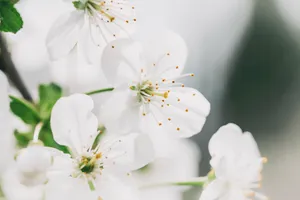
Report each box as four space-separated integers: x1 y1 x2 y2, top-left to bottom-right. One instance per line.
2 145 52 200
133 139 200 200
200 123 267 200
100 31 210 139
46 0 136 62
46 93 153 200
0 72 15 175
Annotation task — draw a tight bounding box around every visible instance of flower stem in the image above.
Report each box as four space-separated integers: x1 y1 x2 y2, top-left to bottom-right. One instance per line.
140 177 208 189
33 122 44 142
85 87 114 95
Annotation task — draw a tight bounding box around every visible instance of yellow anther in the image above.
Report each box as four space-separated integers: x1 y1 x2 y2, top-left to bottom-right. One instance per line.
176 127 180 131
95 153 102 159
163 92 169 98
262 157 268 163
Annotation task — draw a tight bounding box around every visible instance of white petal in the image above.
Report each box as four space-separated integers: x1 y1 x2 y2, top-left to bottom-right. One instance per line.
45 176 97 200
100 133 154 172
101 39 144 85
99 86 141 134
199 180 226 200
0 72 15 174
2 167 45 200
50 94 98 154
140 30 188 79
46 11 84 60
77 22 105 64
95 172 139 200
141 87 210 138
16 146 52 174
208 123 243 158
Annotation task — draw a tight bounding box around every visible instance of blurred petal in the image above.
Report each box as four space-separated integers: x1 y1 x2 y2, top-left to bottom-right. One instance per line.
199 180 225 200
0 72 15 174
46 11 84 60
50 94 98 154
2 167 45 200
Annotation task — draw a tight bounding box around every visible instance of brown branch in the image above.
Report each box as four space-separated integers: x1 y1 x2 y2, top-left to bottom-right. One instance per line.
0 34 32 102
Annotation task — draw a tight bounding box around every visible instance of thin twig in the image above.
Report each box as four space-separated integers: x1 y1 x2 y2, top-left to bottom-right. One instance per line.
0 34 32 102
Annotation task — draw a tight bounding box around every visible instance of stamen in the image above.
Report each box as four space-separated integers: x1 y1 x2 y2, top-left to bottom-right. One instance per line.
262 157 268 163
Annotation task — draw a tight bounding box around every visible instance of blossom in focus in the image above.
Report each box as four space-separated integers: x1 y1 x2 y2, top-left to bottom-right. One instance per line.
46 0 136 62
46 93 153 200
100 31 210 139
200 123 267 200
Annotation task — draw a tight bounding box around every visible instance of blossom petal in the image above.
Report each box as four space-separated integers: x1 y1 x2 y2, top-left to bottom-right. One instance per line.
50 94 98 154
95 172 139 200
141 30 188 79
45 176 97 200
101 39 144 85
208 123 243 158
141 87 210 138
0 72 14 174
199 180 225 200
46 11 84 60
2 167 45 200
99 85 141 134
100 133 154 172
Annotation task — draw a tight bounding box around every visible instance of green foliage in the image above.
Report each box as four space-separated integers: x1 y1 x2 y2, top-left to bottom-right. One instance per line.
73 1 86 10
0 0 23 33
11 83 69 153
14 130 33 148
10 96 40 125
38 83 63 120
39 122 69 154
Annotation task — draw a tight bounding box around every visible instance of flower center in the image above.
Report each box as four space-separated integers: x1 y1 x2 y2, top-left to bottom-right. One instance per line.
74 0 115 22
78 153 102 174
130 80 168 103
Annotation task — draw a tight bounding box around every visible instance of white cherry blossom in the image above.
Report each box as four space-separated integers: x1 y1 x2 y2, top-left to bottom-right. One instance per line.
2 145 52 200
46 0 136 62
0 72 15 174
100 31 210 139
200 123 268 200
46 93 153 200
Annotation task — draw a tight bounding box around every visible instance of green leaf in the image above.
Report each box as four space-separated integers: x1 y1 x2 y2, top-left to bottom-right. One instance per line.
39 123 69 154
0 1 23 33
73 1 86 10
10 96 40 125
38 83 63 120
14 130 33 148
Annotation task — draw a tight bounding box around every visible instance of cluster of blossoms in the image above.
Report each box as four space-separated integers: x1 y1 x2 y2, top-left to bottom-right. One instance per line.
0 0 268 200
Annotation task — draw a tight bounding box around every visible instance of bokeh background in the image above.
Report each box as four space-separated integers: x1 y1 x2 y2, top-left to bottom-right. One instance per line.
1 0 300 199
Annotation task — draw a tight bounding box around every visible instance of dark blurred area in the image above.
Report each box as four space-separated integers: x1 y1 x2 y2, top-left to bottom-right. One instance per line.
193 0 300 199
